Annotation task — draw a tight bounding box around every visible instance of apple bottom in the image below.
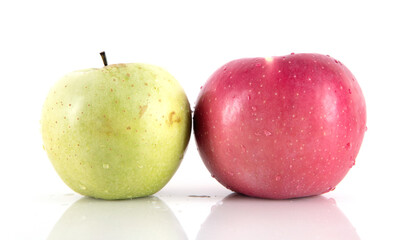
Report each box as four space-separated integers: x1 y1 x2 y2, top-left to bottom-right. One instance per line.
198 140 359 199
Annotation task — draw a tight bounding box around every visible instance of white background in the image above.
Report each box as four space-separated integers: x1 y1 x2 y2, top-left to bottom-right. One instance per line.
1 0 414 239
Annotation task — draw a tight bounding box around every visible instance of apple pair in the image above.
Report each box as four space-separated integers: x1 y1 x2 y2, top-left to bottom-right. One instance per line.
41 52 366 200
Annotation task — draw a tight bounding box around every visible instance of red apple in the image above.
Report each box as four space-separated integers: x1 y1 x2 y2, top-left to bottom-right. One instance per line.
194 53 366 199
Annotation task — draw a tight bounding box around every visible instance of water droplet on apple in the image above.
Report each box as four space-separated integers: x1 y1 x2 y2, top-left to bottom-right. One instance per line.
240 144 247 153
264 130 272 136
255 63 261 67
251 106 257 111
200 86 203 89
275 176 281 181
345 142 351 150
136 161 144 168
79 184 86 190
291 52 295 55
211 174 216 178
348 89 352 94
365 126 368 132
350 157 356 167
327 186 336 192
103 163 110 169
247 95 251 100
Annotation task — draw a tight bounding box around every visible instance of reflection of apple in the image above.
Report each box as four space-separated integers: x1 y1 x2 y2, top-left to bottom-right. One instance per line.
48 196 187 240
41 54 191 199
194 53 366 199
197 193 360 240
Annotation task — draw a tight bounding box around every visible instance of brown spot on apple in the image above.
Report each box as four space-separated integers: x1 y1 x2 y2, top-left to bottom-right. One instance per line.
167 111 181 126
138 105 148 118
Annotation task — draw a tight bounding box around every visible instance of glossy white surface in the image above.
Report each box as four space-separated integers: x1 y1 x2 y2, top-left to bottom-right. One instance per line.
1 0 414 239
2 178 415 239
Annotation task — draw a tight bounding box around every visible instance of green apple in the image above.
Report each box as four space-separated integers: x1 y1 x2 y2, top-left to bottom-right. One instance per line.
41 54 191 200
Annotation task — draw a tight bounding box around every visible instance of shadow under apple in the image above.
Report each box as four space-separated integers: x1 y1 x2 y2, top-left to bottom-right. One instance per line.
197 194 360 240
48 196 187 240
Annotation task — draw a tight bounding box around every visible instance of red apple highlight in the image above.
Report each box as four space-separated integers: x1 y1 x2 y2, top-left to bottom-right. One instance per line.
194 53 366 199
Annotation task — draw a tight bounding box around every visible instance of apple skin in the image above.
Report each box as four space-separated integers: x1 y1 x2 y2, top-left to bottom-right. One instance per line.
194 53 366 199
41 63 191 200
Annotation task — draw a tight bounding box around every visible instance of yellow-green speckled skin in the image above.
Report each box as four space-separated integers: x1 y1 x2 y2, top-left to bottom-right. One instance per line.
41 63 191 200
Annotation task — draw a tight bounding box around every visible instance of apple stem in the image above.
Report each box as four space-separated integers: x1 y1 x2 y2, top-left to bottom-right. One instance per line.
100 51 108 66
